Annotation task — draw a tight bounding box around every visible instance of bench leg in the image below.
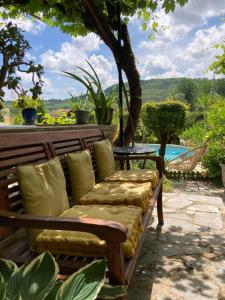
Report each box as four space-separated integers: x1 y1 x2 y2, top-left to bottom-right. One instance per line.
157 184 164 226
106 242 126 285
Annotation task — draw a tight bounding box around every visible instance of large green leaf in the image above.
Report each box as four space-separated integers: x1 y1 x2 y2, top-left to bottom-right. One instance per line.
6 252 58 300
0 274 6 300
0 258 18 282
44 280 63 300
56 259 106 300
98 284 127 299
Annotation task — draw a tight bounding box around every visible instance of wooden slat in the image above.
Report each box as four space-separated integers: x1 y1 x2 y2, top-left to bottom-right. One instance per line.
55 145 83 155
0 145 44 160
53 139 81 149
0 152 47 169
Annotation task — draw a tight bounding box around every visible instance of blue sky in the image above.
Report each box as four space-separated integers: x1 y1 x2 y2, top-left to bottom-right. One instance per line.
1 0 225 100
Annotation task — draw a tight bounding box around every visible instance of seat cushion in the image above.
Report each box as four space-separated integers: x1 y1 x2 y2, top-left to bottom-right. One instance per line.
17 158 69 243
94 139 115 180
105 170 159 188
66 150 95 203
35 205 143 258
79 182 152 212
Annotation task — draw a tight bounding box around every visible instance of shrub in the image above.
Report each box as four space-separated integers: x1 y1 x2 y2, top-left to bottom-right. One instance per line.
141 100 187 170
202 99 225 181
203 141 225 180
181 122 206 146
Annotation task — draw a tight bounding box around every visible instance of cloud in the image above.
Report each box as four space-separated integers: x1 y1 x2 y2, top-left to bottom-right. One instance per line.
135 1 225 80
40 33 117 97
41 33 102 71
138 54 181 79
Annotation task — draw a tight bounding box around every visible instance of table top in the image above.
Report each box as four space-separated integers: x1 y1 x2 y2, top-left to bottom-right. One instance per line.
113 144 156 155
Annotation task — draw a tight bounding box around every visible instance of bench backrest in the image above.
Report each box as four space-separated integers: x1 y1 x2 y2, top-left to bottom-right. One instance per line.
0 128 104 239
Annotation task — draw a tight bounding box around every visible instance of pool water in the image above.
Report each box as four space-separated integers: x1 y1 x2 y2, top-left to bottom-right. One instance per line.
146 144 189 161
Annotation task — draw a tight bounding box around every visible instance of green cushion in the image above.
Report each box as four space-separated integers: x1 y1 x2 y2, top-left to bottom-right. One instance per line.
17 158 69 243
94 139 115 181
66 150 95 202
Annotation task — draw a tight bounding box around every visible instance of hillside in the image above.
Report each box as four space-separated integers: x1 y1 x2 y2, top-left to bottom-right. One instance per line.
5 77 224 110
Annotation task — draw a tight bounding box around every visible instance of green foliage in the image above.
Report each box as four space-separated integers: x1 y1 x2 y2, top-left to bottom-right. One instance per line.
185 111 204 128
0 1 188 38
142 100 187 142
163 176 174 193
12 95 41 109
141 100 187 169
208 43 225 75
202 99 225 181
41 111 76 125
206 98 225 141
64 61 117 124
0 22 44 102
0 252 127 300
181 122 206 146
69 95 92 111
175 78 198 110
203 141 225 180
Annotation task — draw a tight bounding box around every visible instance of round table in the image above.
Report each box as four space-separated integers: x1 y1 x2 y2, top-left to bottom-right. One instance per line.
113 144 156 169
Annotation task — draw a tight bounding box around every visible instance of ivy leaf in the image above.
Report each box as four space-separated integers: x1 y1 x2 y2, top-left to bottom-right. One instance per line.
142 23 147 31
152 21 158 32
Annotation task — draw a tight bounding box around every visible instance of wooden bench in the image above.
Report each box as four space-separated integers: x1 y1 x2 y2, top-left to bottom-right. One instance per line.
0 127 163 287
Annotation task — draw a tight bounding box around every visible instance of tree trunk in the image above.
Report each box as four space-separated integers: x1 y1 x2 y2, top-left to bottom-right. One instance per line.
103 25 142 145
159 134 168 172
83 2 142 145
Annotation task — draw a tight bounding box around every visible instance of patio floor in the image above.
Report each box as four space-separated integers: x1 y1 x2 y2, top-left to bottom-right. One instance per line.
128 180 225 300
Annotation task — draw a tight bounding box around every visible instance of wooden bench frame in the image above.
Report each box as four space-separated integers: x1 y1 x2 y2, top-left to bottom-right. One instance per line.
0 127 163 287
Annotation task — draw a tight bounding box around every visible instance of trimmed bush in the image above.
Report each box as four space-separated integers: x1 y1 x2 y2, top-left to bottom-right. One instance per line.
141 100 187 170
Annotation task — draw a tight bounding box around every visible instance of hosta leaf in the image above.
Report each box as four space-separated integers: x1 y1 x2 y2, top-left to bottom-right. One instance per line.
5 262 27 299
56 259 106 300
0 259 18 282
6 252 58 300
44 280 63 300
98 284 127 299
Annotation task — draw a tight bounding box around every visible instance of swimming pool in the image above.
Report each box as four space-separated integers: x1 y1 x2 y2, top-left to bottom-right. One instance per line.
146 144 189 160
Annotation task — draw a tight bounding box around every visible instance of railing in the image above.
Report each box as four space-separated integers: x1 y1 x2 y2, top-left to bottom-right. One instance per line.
165 170 210 180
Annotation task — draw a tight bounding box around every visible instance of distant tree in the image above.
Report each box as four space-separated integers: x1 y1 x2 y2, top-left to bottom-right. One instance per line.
0 22 44 102
198 79 211 96
141 100 187 171
176 78 198 110
215 79 225 98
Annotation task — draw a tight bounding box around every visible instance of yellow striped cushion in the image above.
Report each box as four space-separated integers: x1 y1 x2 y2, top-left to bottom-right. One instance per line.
105 170 159 188
79 182 152 213
35 205 143 258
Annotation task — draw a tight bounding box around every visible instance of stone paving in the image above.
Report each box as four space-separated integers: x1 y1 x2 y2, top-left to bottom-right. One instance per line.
128 181 225 300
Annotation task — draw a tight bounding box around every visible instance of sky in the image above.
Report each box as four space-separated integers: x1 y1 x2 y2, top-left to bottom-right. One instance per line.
1 0 225 100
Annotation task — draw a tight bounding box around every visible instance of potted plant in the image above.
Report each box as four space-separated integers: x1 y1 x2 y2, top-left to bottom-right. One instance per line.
12 95 41 125
64 61 117 125
69 94 90 124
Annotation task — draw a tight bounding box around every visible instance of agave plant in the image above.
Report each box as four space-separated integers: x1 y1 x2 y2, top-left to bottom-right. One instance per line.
0 252 126 300
63 61 117 125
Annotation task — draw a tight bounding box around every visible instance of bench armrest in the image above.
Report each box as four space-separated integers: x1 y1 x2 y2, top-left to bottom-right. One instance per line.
0 210 127 243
